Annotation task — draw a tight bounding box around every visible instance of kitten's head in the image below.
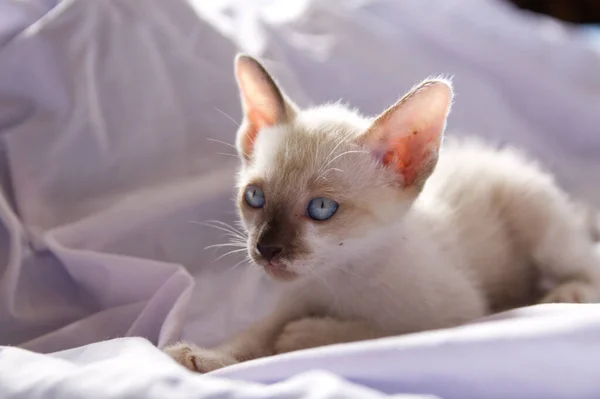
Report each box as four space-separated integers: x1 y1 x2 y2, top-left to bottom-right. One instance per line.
233 54 452 281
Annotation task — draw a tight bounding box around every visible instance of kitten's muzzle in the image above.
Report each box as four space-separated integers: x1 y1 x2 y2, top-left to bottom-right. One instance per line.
252 243 299 281
256 243 283 261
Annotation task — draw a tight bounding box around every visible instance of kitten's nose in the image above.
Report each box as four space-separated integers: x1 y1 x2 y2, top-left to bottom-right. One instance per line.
256 244 283 261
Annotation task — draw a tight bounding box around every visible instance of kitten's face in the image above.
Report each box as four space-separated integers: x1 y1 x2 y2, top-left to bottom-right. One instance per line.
237 109 413 281
232 54 451 281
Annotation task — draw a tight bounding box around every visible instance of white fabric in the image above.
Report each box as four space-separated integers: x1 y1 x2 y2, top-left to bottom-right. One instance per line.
1 0 600 397
0 338 409 399
2 304 600 399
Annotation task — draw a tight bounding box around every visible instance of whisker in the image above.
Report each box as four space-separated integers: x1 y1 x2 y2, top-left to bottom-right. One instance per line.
316 167 344 182
316 149 368 182
228 257 251 273
190 220 247 241
318 130 357 175
322 150 369 171
204 242 246 250
234 220 247 229
212 106 240 127
205 137 250 160
213 248 247 262
191 225 246 242
206 137 238 150
205 220 247 235
192 221 245 235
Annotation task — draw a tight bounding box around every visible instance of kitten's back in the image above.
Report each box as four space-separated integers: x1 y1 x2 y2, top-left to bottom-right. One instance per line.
418 137 571 311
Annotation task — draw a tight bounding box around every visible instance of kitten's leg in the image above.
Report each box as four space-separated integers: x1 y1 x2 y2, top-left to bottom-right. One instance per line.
508 181 600 303
164 293 311 373
164 341 237 372
534 212 600 304
274 316 384 354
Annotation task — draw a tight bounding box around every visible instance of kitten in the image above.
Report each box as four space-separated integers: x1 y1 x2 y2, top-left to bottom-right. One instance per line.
165 54 600 372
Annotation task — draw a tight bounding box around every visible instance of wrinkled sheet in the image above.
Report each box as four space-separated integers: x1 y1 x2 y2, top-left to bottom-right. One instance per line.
1 0 600 397
0 338 409 399
2 304 600 399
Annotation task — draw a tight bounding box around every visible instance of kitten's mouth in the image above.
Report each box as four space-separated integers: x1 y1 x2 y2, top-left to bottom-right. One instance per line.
263 261 299 281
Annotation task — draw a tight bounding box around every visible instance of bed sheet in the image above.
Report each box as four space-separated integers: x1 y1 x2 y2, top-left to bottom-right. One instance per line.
2 304 600 399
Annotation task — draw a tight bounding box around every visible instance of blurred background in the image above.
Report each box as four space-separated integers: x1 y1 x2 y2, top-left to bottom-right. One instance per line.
0 0 599 352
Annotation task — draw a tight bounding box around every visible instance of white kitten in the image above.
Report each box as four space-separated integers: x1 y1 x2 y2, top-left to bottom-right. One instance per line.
165 54 600 372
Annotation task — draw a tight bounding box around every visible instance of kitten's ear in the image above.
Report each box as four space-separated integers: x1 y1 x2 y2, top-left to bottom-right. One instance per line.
234 54 297 163
361 79 453 189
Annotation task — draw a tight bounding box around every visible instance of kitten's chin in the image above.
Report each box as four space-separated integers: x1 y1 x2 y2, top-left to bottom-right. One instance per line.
265 267 299 282
258 261 300 282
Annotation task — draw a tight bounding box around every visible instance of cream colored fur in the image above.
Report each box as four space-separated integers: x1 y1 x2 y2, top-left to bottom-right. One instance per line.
165 55 600 373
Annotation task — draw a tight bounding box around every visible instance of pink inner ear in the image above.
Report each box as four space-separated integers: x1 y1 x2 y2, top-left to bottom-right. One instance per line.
368 110 445 187
240 125 258 158
239 84 281 157
367 80 451 186
241 108 274 156
380 130 440 186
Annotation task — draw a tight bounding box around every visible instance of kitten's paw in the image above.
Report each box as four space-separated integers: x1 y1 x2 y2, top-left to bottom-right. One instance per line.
274 317 339 354
163 342 237 373
540 281 600 304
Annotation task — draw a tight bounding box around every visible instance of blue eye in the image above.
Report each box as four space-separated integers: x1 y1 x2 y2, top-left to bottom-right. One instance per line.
245 185 265 208
307 197 339 221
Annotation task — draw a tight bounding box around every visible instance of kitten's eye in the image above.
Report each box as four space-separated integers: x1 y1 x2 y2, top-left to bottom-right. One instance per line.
307 197 338 221
244 185 265 208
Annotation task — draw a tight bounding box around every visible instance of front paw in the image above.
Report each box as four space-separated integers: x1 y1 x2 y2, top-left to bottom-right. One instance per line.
274 317 338 354
540 281 600 304
163 342 237 373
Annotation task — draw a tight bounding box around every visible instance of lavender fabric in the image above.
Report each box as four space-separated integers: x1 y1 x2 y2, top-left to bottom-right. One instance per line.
2 305 600 399
0 0 600 397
